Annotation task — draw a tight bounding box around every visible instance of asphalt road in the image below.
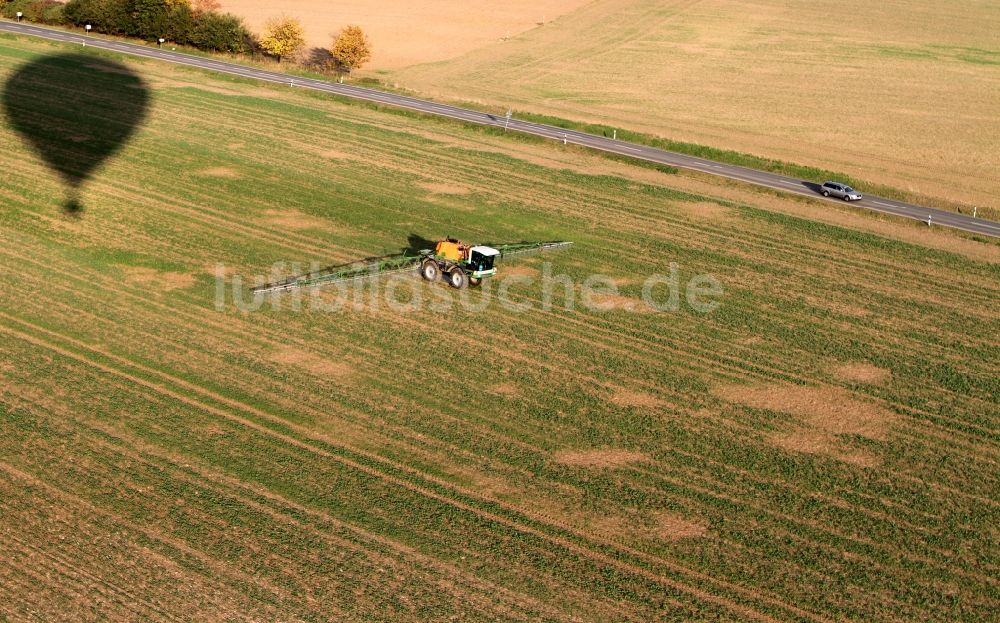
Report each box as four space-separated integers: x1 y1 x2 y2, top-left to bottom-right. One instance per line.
3 20 999 239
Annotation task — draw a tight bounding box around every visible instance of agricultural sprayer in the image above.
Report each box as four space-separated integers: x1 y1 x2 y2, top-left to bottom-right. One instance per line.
252 239 572 295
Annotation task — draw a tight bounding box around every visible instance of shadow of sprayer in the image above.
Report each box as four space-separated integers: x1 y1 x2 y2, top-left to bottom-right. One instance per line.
1 53 150 214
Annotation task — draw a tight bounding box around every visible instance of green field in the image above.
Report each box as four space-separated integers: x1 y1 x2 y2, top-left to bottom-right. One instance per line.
1 36 998 621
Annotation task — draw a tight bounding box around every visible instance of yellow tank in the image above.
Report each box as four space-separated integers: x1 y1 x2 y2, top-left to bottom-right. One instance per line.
434 238 467 261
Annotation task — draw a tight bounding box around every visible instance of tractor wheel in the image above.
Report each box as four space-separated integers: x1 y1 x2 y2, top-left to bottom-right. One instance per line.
448 267 468 289
469 277 482 287
421 259 439 282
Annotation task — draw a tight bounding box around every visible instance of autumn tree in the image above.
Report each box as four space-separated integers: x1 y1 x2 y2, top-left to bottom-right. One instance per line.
191 0 218 14
258 15 304 62
330 25 371 75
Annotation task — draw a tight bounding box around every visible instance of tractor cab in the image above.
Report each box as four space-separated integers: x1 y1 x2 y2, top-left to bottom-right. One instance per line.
468 246 499 278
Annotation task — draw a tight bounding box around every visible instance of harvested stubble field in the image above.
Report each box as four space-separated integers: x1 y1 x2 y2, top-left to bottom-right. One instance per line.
392 0 1000 210
1 35 999 621
216 0 589 69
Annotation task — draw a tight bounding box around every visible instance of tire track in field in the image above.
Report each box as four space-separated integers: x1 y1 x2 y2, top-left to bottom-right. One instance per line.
0 460 299 620
0 546 120 621
0 495 189 621
0 314 830 623
1 358 585 620
77 419 611 621
627 462 998 590
1 402 572 621
1 322 696 620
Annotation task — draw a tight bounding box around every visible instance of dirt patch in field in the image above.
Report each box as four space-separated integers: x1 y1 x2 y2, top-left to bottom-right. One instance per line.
197 167 240 179
609 389 664 408
675 201 736 222
588 294 655 313
205 263 237 278
554 449 649 469
0 361 15 392
716 382 897 465
311 148 353 161
802 294 873 319
593 511 707 542
654 511 709 540
419 181 471 195
123 267 197 292
498 266 540 280
834 362 891 385
261 209 336 231
268 346 352 378
491 382 520 398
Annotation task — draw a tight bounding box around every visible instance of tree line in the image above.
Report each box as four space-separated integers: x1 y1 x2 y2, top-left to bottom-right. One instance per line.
1 0 372 71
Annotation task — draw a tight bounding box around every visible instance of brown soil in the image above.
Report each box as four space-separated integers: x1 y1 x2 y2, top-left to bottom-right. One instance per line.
316 149 352 160
122 267 197 292
553 449 649 469
715 383 897 465
801 294 873 319
654 511 709 540
491 383 520 398
498 266 541 280
268 345 353 378
587 294 654 314
419 182 471 195
675 201 736 222
592 511 707 542
205 263 237 278
609 389 664 409
834 362 891 385
197 167 241 178
261 209 337 231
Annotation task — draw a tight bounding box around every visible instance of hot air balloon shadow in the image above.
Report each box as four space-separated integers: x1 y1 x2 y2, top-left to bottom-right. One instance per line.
1 53 150 214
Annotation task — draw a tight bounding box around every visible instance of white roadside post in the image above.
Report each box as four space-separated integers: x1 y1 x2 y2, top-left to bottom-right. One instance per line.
504 109 512 132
